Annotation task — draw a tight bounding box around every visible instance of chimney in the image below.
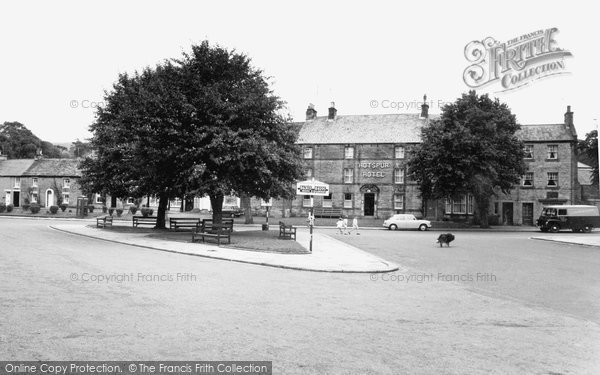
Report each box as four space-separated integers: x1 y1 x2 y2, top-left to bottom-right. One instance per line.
306 103 317 121
420 94 429 119
564 105 573 128
35 149 43 160
328 101 337 120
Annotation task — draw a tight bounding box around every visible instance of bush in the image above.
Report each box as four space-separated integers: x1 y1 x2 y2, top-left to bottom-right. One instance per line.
129 206 138 215
141 207 153 217
87 205 95 213
49 205 59 214
116 208 123 217
0 203 6 213
30 204 41 214
60 204 68 212
7 204 14 213
108 208 115 216
22 203 31 211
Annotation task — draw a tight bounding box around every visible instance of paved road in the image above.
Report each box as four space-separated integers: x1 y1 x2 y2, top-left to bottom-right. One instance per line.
2 218 600 374
329 228 600 325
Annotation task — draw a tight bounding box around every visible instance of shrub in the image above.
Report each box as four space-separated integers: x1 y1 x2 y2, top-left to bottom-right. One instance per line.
22 203 31 212
30 204 41 214
7 204 14 213
116 208 123 217
0 203 6 213
129 206 138 215
60 204 68 212
108 208 115 216
49 205 59 214
141 207 153 217
87 205 95 213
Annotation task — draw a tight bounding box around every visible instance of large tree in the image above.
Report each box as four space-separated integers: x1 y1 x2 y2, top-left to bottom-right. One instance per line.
0 122 64 158
79 41 303 228
408 91 526 228
578 130 598 186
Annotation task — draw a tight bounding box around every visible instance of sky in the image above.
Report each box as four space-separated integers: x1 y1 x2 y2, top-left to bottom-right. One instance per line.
0 0 598 143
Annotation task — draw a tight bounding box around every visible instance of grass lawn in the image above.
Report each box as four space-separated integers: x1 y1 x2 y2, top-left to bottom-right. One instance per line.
89 225 307 254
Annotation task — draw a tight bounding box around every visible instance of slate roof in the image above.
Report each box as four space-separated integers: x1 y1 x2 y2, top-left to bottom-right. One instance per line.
516 124 576 142
0 159 80 177
296 114 437 144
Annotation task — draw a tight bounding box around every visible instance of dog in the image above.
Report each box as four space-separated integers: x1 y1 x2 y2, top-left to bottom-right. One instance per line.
436 233 455 247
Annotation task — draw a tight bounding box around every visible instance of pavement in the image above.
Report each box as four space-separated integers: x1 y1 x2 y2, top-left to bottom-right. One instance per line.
531 233 600 247
50 223 399 273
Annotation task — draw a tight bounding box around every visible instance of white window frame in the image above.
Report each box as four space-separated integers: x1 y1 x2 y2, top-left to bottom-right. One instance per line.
32 178 38 187
303 147 313 159
14 177 21 189
394 194 404 210
63 193 70 205
63 178 70 188
343 168 353 184
547 145 558 160
547 172 558 186
31 192 38 203
522 172 534 186
322 193 333 208
524 144 534 159
395 146 405 159
394 169 404 184
344 146 354 159
467 195 474 214
95 194 103 204
452 196 467 214
445 198 452 214
343 193 352 208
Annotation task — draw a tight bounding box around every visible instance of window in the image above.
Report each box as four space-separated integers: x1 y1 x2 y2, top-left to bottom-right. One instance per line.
394 194 404 209
32 178 38 187
547 145 558 159
467 195 474 214
558 209 567 215
323 193 332 208
63 193 70 204
522 172 533 186
303 147 313 159
547 172 558 186
32 193 38 203
394 169 404 184
343 168 353 183
344 193 352 208
95 194 103 204
395 146 405 159
453 196 467 214
14 177 21 188
445 198 452 214
306 168 313 178
302 195 312 207
344 146 354 159
127 197 135 204
445 195 470 214
63 178 70 188
524 144 534 159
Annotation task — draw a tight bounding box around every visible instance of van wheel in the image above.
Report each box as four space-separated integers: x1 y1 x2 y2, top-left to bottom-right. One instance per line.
389 224 398 231
583 226 593 233
549 224 560 233
418 224 428 231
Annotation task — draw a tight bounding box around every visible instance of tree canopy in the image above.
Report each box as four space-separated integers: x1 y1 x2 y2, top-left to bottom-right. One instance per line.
79 41 304 228
407 91 526 227
578 130 598 186
0 121 65 158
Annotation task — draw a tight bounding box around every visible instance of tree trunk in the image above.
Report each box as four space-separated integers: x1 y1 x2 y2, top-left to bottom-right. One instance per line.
241 194 253 224
475 194 490 228
281 198 287 218
156 192 169 229
210 193 224 224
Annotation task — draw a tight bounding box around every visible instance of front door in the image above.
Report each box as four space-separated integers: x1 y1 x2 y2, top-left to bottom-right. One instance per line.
502 202 514 225
522 203 534 226
13 191 20 207
46 189 54 208
364 193 375 216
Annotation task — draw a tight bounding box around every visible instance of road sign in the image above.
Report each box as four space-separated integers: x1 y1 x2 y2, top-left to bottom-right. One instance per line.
260 198 273 207
296 179 330 196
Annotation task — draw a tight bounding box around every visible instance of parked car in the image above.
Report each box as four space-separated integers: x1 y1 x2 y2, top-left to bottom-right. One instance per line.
221 206 245 218
536 205 600 232
383 214 431 231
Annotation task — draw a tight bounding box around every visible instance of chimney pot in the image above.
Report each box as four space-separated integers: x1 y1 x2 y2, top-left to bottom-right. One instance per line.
328 102 337 120
420 94 429 119
305 103 317 121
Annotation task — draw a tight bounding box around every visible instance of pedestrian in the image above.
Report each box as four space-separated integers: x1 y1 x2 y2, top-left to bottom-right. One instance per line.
351 216 360 235
336 217 345 234
342 216 349 235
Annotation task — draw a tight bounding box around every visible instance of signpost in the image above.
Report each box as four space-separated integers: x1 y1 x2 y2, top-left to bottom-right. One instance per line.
261 198 272 230
296 178 330 252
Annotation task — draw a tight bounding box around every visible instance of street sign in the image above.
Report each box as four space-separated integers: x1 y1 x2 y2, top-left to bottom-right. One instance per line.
296 179 330 196
260 198 273 207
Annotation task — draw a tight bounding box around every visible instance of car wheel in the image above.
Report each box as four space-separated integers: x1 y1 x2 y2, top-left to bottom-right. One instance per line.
584 225 593 233
418 224 428 231
230 213 235 218
389 224 398 231
549 224 560 233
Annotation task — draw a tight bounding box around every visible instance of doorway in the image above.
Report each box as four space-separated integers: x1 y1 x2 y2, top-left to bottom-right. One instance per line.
502 202 514 225
364 193 375 216
13 191 20 207
45 189 54 208
522 203 534 226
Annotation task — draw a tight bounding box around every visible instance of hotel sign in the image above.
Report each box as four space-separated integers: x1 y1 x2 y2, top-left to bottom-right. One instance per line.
359 161 403 178
296 179 330 196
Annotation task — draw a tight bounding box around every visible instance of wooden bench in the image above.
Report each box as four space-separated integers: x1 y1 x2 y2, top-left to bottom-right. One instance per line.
313 207 343 218
132 216 158 227
169 217 202 230
192 221 233 245
278 221 296 240
96 216 113 228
